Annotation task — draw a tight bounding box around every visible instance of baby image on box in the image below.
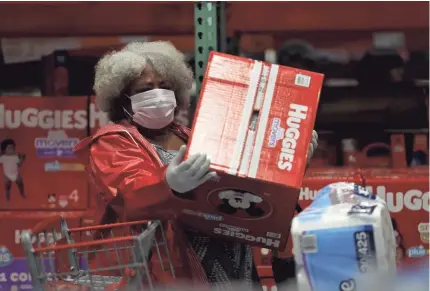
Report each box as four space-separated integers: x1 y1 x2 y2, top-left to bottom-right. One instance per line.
0 139 26 201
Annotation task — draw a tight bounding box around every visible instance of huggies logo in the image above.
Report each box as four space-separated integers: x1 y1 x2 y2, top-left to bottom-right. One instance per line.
365 186 429 213
213 228 280 248
278 104 308 172
0 104 108 129
299 187 319 200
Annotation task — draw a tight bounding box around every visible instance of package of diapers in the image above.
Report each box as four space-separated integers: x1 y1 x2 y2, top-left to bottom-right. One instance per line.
292 182 397 291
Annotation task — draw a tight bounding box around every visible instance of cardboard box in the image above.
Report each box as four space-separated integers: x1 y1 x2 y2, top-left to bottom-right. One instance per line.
254 168 364 265
180 52 323 250
0 96 107 211
0 211 83 290
361 168 429 267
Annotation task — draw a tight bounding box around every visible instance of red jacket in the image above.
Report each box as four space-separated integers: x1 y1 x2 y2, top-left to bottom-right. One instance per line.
73 121 209 286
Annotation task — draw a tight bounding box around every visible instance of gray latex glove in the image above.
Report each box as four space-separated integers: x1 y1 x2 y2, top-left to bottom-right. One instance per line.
307 130 318 164
166 145 217 193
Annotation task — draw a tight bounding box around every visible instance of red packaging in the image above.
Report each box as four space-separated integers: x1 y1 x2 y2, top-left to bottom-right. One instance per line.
0 96 108 210
0 211 83 289
361 168 429 267
181 52 324 250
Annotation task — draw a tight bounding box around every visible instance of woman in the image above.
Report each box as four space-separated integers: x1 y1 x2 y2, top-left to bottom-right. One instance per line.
74 41 318 290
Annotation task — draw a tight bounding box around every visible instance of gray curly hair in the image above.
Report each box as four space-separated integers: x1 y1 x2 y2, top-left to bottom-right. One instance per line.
94 41 194 112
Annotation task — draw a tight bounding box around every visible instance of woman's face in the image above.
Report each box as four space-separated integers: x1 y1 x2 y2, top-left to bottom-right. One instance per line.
128 65 173 96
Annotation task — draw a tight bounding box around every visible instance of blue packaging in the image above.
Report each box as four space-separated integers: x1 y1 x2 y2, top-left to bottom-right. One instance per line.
292 183 397 291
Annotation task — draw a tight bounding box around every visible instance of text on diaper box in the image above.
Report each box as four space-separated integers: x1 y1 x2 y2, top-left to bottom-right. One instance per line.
300 186 429 212
15 230 62 244
0 272 35 284
0 104 108 129
182 209 224 221
348 204 377 215
365 186 429 213
354 230 376 273
278 104 308 172
213 224 281 248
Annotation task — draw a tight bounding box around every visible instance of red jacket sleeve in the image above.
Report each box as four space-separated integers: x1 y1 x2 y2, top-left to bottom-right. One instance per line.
89 133 176 221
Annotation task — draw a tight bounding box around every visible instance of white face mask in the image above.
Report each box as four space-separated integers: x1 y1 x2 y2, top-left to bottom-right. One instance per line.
127 89 177 129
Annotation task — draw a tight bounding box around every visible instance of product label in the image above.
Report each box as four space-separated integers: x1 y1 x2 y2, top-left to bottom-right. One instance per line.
278 103 308 172
0 259 34 290
348 204 377 216
418 222 429 243
44 161 85 172
182 209 224 221
15 230 61 245
268 118 283 148
354 230 376 273
365 186 429 212
299 187 319 200
0 104 108 129
0 258 59 291
219 224 249 233
0 247 13 268
213 224 280 248
294 74 312 88
418 222 429 233
407 246 429 258
34 130 79 158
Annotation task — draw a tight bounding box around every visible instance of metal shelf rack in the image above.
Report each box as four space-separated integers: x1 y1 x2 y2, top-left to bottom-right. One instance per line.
194 1 227 96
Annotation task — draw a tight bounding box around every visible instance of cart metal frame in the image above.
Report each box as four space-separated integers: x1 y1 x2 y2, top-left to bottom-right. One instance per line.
21 218 175 291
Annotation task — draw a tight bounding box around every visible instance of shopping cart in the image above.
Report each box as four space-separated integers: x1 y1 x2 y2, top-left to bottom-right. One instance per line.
21 217 176 291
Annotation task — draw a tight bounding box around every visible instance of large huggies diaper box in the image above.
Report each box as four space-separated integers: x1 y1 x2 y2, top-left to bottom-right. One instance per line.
179 52 324 250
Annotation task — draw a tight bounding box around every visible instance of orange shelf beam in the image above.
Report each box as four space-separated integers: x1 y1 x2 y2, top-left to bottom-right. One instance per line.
0 2 427 37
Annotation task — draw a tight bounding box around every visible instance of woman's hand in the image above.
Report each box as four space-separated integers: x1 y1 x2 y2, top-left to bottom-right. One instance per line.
307 130 318 164
166 145 218 193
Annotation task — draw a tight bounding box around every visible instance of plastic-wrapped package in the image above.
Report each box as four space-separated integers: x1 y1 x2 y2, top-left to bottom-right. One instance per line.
291 182 397 291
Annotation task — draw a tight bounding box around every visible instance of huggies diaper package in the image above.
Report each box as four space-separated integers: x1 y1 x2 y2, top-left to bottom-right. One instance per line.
292 182 397 291
179 52 324 250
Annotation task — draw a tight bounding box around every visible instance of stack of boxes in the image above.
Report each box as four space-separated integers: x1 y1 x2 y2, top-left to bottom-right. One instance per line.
0 96 108 290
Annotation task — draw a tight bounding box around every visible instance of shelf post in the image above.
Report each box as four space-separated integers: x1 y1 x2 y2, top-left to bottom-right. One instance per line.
194 1 226 97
